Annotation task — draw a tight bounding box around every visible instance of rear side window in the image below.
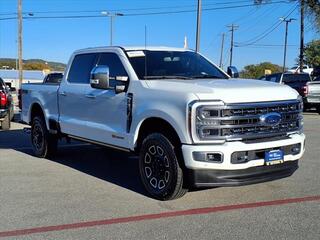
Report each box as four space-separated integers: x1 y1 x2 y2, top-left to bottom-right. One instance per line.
283 74 311 83
67 53 98 84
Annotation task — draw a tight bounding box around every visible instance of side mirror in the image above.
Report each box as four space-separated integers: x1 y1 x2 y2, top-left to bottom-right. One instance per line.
90 65 111 90
227 66 239 78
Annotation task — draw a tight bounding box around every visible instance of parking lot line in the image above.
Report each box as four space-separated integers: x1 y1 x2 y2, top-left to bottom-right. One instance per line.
0 195 319 238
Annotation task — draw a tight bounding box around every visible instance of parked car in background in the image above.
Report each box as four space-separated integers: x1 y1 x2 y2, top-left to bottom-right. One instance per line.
306 77 320 113
262 73 311 108
287 65 313 75
43 72 63 84
0 77 14 130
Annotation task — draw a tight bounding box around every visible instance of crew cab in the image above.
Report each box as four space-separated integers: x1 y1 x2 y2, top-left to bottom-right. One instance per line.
21 47 305 200
0 77 14 130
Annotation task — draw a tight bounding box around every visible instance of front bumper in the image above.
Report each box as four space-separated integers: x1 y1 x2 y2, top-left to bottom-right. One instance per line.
182 133 305 187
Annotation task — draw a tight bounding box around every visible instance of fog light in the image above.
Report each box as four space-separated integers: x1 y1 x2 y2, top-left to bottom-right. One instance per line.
291 144 301 155
193 152 223 163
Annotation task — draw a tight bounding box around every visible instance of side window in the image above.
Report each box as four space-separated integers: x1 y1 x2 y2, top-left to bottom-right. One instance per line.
97 53 128 87
68 53 98 84
97 53 128 77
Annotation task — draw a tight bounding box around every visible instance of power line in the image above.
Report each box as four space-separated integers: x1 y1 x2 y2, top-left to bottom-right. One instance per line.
235 4 298 47
0 1 293 21
0 0 290 16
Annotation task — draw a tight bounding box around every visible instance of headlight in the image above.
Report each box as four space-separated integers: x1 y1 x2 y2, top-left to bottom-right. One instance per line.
189 101 225 142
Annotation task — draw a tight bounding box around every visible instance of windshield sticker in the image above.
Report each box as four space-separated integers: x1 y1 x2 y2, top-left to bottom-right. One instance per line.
127 51 145 58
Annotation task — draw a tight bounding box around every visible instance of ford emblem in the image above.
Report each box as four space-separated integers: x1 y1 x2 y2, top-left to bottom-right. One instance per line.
260 113 282 126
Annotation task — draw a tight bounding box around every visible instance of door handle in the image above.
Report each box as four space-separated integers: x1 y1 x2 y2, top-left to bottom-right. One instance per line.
59 91 67 96
85 94 96 99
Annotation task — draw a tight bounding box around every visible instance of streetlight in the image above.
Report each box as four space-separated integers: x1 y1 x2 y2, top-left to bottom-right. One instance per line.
101 11 124 46
280 17 296 73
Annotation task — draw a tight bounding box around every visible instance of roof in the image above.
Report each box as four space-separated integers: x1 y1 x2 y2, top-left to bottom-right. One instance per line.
75 46 193 54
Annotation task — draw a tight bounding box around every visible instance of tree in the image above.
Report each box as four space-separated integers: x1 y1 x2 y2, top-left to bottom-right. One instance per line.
305 0 320 31
240 62 283 79
304 39 320 66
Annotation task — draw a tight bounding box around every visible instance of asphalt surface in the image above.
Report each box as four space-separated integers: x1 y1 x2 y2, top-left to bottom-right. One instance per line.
0 113 319 239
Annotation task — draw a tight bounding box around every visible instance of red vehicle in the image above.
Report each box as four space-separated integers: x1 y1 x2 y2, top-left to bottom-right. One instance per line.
0 77 14 130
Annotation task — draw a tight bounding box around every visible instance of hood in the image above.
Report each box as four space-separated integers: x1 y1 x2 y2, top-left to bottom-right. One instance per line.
146 78 299 104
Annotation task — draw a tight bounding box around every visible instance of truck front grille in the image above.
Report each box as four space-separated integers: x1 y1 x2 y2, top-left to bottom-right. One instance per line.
196 100 303 141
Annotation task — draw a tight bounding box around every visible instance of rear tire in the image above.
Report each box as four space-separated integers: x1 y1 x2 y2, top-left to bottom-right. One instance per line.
139 133 187 200
1 113 10 130
316 106 320 114
31 116 57 158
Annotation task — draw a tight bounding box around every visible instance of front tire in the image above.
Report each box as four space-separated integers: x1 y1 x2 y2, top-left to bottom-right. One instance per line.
139 133 187 200
31 116 57 158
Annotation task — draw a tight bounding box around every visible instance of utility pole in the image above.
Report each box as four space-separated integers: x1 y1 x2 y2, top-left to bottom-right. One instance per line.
219 33 225 68
101 12 124 46
18 0 23 89
281 18 296 73
195 0 202 52
227 24 239 67
299 0 304 73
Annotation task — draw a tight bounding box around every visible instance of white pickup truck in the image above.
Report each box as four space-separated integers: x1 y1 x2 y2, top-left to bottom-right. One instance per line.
21 46 305 200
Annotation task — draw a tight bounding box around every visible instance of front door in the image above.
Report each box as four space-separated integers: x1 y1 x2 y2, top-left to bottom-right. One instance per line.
82 52 129 148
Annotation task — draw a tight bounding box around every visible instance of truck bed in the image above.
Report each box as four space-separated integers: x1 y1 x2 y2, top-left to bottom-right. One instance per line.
21 83 60 125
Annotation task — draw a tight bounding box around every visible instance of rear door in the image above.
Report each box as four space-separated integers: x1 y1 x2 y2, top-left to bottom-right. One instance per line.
58 53 98 138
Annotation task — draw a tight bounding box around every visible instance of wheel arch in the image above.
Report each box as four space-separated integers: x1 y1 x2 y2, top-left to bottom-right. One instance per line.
29 102 48 129
134 117 183 153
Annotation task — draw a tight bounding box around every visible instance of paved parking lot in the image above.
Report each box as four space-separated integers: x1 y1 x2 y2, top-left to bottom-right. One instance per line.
0 113 319 239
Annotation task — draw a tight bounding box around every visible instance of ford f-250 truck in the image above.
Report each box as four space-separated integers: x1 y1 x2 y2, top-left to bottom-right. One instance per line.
21 47 305 200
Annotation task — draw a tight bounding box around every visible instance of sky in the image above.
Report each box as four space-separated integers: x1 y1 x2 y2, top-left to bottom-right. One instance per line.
0 0 319 70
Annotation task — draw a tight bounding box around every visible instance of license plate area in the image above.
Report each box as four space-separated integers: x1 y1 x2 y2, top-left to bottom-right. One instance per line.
265 149 284 166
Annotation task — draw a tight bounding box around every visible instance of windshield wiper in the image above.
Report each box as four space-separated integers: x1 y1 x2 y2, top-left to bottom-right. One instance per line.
190 74 222 79
143 75 192 80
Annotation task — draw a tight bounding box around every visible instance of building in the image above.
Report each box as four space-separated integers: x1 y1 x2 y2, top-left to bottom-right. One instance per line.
0 70 46 89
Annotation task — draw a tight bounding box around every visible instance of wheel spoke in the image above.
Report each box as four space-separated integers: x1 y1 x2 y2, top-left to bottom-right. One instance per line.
164 156 170 167
148 145 156 155
156 146 164 156
165 171 170 182
158 180 165 190
144 153 151 164
150 177 157 189
145 167 152 178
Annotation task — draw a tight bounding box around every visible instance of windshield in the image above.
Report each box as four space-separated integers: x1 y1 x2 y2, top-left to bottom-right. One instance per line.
126 50 228 80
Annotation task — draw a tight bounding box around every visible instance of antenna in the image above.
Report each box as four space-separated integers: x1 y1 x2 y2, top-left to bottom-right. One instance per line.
144 25 147 78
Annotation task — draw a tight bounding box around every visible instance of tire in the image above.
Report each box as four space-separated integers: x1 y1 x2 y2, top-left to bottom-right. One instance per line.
139 133 187 200
1 113 11 130
31 116 57 158
317 106 320 114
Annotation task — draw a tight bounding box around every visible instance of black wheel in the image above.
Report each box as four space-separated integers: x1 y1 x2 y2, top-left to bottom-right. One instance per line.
139 133 187 200
1 113 10 130
31 116 57 158
317 106 320 114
